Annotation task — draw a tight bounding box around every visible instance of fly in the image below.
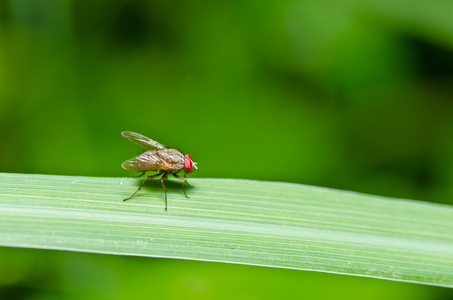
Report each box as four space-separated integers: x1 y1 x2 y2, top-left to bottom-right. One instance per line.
121 131 197 211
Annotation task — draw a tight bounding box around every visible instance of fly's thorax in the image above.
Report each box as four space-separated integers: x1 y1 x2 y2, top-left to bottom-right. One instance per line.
158 148 184 172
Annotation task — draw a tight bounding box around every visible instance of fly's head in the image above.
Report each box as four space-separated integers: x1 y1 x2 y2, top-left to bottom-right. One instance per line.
184 154 197 173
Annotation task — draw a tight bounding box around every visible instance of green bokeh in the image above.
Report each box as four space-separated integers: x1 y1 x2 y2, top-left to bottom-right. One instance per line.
1 0 453 298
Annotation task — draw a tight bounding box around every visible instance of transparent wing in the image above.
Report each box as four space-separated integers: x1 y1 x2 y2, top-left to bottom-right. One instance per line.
121 150 164 172
121 131 165 150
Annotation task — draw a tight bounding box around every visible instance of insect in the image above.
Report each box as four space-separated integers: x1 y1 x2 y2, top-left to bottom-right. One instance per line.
121 131 197 211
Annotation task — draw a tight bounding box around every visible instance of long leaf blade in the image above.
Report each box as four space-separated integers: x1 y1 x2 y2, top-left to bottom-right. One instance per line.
0 173 452 287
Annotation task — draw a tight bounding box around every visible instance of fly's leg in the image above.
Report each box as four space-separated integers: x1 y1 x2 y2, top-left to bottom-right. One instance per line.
134 171 146 178
161 173 168 211
123 172 162 201
173 174 191 198
184 172 193 188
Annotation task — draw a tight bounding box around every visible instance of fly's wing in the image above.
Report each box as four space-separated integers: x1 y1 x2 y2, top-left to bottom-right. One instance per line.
121 150 165 172
121 131 165 150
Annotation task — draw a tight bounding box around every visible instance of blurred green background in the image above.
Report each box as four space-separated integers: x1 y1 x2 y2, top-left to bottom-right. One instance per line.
1 0 453 298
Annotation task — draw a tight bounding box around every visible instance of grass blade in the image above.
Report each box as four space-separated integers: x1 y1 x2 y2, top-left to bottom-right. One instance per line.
0 173 452 287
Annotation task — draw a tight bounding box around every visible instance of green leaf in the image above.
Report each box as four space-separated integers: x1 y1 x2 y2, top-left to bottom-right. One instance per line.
0 173 452 287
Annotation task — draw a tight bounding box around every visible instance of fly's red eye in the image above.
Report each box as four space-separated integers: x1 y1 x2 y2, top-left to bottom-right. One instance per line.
184 154 193 173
